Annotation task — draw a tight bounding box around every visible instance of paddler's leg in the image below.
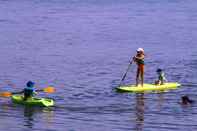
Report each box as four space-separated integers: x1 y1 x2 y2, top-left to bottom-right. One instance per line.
140 64 144 87
136 67 140 86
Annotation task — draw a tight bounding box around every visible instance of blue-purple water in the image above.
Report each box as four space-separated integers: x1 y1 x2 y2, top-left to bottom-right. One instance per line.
0 0 197 131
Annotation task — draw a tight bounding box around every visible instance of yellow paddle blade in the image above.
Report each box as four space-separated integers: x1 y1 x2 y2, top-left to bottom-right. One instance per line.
0 92 12 97
43 87 55 93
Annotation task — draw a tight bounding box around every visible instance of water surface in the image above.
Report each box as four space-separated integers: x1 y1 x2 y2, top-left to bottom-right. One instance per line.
0 0 197 131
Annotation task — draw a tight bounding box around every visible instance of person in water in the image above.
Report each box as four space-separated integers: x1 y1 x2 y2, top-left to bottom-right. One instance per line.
155 68 167 85
23 81 36 100
181 96 194 105
133 48 145 87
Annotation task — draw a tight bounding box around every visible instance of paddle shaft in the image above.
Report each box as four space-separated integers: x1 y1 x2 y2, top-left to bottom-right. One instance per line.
118 60 133 87
13 88 54 94
36 89 44 92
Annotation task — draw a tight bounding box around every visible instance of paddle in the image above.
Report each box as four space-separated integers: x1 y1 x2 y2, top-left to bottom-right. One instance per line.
36 86 55 93
0 87 55 98
118 60 133 87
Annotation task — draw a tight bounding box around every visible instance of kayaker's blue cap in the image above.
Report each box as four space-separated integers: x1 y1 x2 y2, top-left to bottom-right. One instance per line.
156 68 163 73
26 81 35 88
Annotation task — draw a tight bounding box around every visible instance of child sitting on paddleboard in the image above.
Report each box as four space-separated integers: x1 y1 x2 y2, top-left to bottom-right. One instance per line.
23 81 37 100
155 69 167 85
133 48 145 87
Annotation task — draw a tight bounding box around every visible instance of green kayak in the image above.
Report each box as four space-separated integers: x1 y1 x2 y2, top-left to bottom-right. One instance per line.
11 95 54 107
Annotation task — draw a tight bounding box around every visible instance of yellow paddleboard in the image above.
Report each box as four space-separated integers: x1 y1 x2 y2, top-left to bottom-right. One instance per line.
116 82 181 93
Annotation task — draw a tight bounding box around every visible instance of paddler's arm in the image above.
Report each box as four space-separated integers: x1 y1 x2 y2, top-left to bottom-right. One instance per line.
12 90 24 95
161 73 167 82
132 55 138 62
131 56 136 63
135 54 144 60
132 55 144 63
164 77 167 82
33 88 38 95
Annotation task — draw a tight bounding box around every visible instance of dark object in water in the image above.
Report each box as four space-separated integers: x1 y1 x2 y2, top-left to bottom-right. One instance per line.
181 96 194 105
156 68 163 73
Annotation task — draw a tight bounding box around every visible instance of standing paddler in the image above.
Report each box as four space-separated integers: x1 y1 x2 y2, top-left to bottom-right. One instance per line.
132 48 145 87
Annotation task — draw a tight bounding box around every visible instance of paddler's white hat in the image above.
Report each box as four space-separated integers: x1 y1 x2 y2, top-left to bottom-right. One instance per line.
137 48 144 52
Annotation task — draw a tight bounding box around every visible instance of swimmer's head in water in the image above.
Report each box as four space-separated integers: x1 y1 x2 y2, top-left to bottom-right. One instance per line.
181 95 194 104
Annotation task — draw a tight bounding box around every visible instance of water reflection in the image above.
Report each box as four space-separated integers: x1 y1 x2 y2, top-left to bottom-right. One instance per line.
23 106 54 129
157 93 164 110
135 94 145 131
0 100 55 130
23 106 35 128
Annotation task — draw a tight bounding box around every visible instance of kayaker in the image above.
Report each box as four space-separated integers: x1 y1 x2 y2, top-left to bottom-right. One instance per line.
155 68 167 85
132 48 145 87
23 81 37 100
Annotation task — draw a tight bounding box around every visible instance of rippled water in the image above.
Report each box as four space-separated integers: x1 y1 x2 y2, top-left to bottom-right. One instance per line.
0 0 197 131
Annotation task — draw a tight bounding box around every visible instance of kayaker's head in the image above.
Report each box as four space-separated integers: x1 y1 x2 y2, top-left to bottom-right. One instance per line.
26 81 35 88
181 95 194 105
136 48 144 54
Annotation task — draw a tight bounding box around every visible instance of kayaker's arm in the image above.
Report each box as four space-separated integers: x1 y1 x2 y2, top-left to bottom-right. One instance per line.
32 89 37 95
33 91 38 95
12 90 24 95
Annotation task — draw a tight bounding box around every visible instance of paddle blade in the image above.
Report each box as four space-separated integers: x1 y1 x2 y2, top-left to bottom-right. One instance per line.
43 87 55 93
0 92 12 97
